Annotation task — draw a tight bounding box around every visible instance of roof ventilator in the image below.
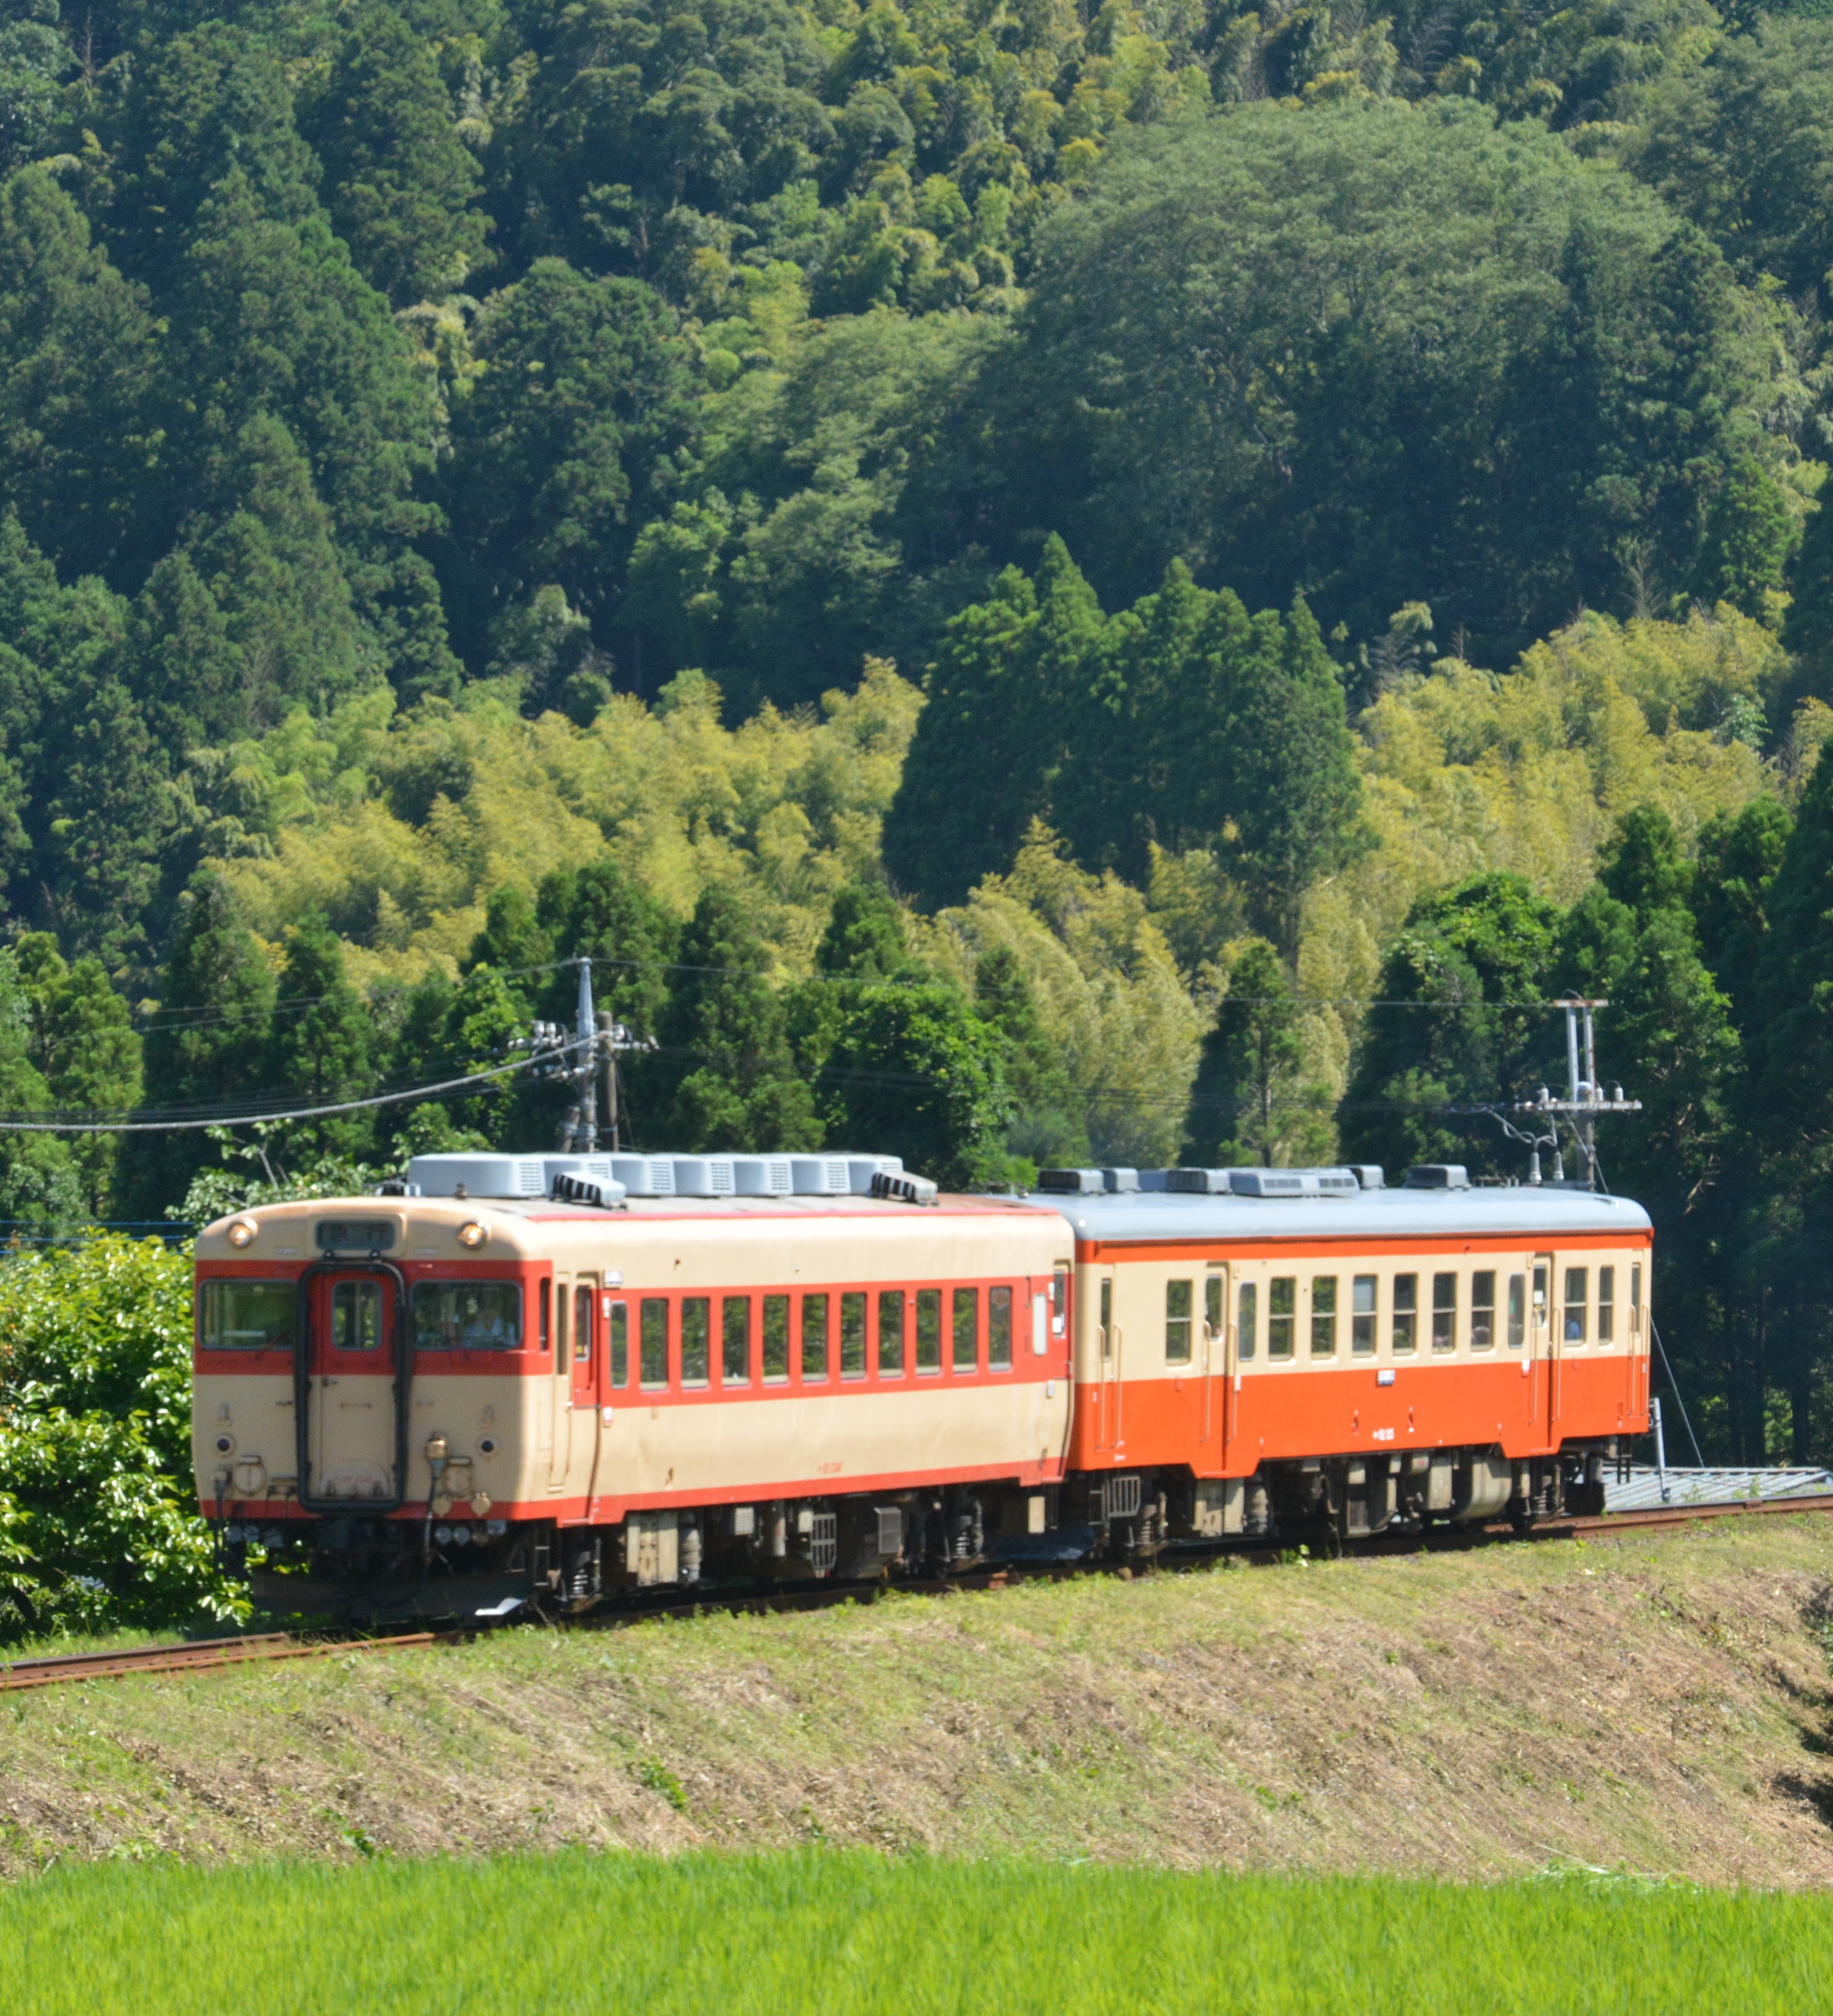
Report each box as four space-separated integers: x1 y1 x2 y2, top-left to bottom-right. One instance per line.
1405 1164 1471 1190
870 1171 938 1207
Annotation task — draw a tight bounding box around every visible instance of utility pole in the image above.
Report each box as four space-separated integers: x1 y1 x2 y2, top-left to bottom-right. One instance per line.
522 957 654 1153
1510 996 1641 1189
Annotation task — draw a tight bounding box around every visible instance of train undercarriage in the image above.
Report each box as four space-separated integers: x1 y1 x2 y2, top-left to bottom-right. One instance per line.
231 1437 1625 1622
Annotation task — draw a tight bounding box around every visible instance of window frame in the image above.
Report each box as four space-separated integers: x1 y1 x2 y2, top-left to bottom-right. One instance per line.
1237 1280 1257 1361
800 1292 831 1384
1431 1272 1457 1353
1268 1277 1296 1360
1165 1279 1194 1366
1310 1275 1338 1357
1350 1275 1377 1356
951 1286 980 1374
721 1294 751 1387
639 1297 669 1390
608 1300 629 1388
1470 1271 1495 1350
840 1290 867 1380
877 1289 905 1377
1563 1266 1588 1345
989 1284 1013 1371
1392 1273 1417 1354
198 1276 297 1353
1597 1265 1615 1343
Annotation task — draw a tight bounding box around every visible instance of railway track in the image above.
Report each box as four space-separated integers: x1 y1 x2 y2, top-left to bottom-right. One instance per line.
6 1490 1830 1695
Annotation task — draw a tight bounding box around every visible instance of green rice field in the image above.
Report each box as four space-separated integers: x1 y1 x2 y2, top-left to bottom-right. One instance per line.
2 1850 1828 2014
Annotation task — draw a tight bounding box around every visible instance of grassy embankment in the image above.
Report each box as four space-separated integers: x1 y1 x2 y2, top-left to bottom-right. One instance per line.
4 1851 1832 2014
4 1516 1833 1886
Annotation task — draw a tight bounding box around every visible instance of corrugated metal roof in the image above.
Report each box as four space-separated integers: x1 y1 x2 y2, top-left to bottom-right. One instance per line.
1603 1465 1833 1512
1038 1185 1653 1243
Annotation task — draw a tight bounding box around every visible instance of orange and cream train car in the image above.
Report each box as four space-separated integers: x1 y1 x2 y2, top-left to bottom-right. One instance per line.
192 1153 1650 1618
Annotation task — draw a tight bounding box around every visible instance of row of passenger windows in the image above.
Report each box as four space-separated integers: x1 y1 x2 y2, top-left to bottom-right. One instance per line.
550 1284 1025 1390
1143 1263 1642 1362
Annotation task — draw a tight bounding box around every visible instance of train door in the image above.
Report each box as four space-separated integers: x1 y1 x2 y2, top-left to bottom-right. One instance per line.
547 1272 573 1491
303 1268 400 1507
1530 1254 1553 1436
1095 1272 1122 1454
569 1277 602 1502
1200 1265 1227 1453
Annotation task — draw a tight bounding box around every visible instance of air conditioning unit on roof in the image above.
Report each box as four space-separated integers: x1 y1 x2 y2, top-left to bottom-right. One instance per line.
407 1153 546 1198
1038 1168 1103 1194
730 1155 793 1196
672 1156 736 1197
610 1155 675 1196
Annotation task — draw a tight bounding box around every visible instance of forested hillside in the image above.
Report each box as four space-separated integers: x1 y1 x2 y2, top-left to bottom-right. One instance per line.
4 0 1833 1466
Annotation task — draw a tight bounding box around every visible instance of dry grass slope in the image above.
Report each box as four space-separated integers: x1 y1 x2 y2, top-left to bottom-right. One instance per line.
5 1517 1833 1884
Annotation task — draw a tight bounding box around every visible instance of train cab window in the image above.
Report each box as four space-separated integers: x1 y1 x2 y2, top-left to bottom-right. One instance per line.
608 1301 629 1387
841 1292 867 1378
538 1278 551 1354
722 1296 751 1386
1099 1280 1113 1365
1165 1280 1194 1365
989 1286 1013 1370
199 1279 295 1351
1206 1274 1223 1340
1563 1267 1588 1344
1392 1275 1417 1353
1268 1278 1295 1359
763 1295 790 1384
410 1281 520 1351
952 1288 979 1372
331 1280 383 1351
878 1290 906 1376
801 1294 830 1383
1471 1272 1496 1349
1507 1275 1526 1349
1351 1276 1377 1355
1597 1266 1615 1343
1310 1277 1338 1356
1432 1274 1457 1352
1237 1281 1257 1360
640 1298 669 1389
916 1288 942 1373
681 1297 711 1386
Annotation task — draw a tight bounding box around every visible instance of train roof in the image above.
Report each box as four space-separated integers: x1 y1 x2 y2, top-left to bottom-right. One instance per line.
1034 1183 1652 1243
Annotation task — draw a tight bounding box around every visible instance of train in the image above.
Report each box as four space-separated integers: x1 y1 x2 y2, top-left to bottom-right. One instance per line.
191 1149 1652 1618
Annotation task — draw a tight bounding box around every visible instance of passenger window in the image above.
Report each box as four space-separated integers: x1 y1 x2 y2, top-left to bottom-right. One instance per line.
1268 1278 1295 1359
841 1292 866 1378
575 1286 595 1372
763 1295 790 1383
1206 1275 1223 1338
1099 1279 1113 1364
1564 1267 1587 1344
952 1287 979 1373
1310 1276 1337 1356
680 1297 709 1386
1532 1264 1548 1331
1051 1267 1068 1335
1351 1275 1376 1355
640 1298 668 1389
878 1289 906 1376
1392 1274 1417 1353
1507 1274 1525 1349
1237 1281 1257 1359
1165 1280 1193 1365
200 1278 295 1351
331 1279 381 1352
1432 1273 1457 1352
916 1288 942 1373
1597 1266 1615 1343
722 1296 750 1386
801 1294 830 1383
609 1301 629 1387
989 1285 1013 1370
1471 1272 1495 1349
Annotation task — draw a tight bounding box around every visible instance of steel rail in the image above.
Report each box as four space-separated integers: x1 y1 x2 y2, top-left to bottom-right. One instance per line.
6 1491 1831 1694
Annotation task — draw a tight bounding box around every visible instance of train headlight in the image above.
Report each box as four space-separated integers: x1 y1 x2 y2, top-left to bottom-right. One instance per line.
226 1218 257 1249
450 1524 472 1546
457 1220 487 1250
434 1524 453 1546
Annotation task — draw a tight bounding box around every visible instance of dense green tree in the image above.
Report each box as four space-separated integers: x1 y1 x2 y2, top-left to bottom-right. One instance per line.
440 259 697 668
1691 796 1791 1040
14 934 142 1215
1182 939 1333 1169
0 947 82 1227
0 169 161 585
264 914 375 1157
963 101 1806 662
653 882 822 1149
973 939 1086 1170
121 869 277 1221
0 0 70 175
534 856 678 1041
816 880 912 980
820 982 1012 1189
1341 874 1564 1177
302 3 489 308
